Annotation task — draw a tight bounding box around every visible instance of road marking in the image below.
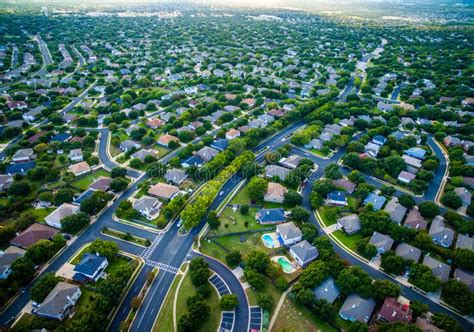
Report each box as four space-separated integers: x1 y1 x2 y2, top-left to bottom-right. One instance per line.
145 260 179 274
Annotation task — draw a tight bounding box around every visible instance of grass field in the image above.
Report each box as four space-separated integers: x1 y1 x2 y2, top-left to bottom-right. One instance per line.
318 206 339 226
332 230 363 251
246 278 282 315
69 168 111 191
272 296 338 332
21 207 55 222
209 206 269 235
176 271 221 332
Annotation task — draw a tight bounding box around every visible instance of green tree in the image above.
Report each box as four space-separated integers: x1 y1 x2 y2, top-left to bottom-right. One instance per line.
418 202 439 219
54 188 75 205
373 279 401 300
381 251 405 275
61 212 90 234
189 257 210 287
10 257 35 286
410 300 428 319
289 206 310 223
31 272 59 303
80 190 113 215
441 191 463 209
111 167 127 178
220 294 239 310
398 195 416 209
408 263 441 292
257 293 274 310
431 313 463 332
441 279 474 314
284 189 302 206
207 211 220 230
246 250 270 273
89 239 119 261
110 177 129 192
247 177 267 202
454 248 474 271
324 164 342 180
244 268 265 290
225 251 242 269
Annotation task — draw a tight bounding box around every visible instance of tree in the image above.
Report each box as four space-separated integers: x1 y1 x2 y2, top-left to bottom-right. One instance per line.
257 293 274 310
38 191 54 204
356 240 377 259
301 223 318 243
284 189 302 206
314 236 334 261
348 321 368 332
324 164 342 180
246 250 270 273
418 201 440 219
244 268 265 290
408 263 441 292
441 191 463 209
80 190 113 215
189 257 210 287
207 211 220 230
220 294 239 310
31 272 59 303
110 177 129 192
25 239 56 264
313 299 337 323
373 280 401 300
422 159 438 171
8 182 30 197
441 279 474 314
111 167 127 178
89 239 119 261
54 188 75 205
240 205 249 215
348 170 365 184
225 251 242 269
10 257 35 286
431 313 463 332
414 232 433 251
61 212 90 234
312 179 335 197
378 322 420 332
409 300 428 319
398 195 416 209
276 276 289 291
381 251 405 275
247 177 267 202
289 206 310 223
336 266 373 297
454 248 474 271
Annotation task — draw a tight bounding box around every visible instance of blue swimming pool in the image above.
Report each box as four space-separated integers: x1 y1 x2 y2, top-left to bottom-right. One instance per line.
262 234 275 248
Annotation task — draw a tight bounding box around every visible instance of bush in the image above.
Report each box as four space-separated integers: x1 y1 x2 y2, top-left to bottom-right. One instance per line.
240 205 249 215
257 293 274 310
220 294 239 310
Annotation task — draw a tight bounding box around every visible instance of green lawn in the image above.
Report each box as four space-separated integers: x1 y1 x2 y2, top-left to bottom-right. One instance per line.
318 206 339 226
154 145 170 158
21 207 55 222
332 230 363 251
69 168 111 191
230 183 252 205
209 207 270 236
214 233 274 259
246 278 282 315
12 314 60 332
273 296 337 332
176 270 221 332
154 273 182 332
200 239 228 263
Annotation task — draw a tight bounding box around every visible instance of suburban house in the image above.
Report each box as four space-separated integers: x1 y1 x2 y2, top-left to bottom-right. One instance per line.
147 118 165 129
339 294 376 323
372 135 387 146
415 317 443 332
69 148 83 162
157 134 179 147
0 174 13 191
264 182 288 203
164 168 188 185
423 256 450 283
289 240 318 267
45 203 80 229
68 161 91 177
305 138 323 150
454 268 474 292
313 277 340 304
428 215 454 248
364 142 381 158
337 214 361 235
131 149 157 162
402 155 422 169
0 246 26 279
279 155 302 169
11 223 60 249
326 191 348 206
404 147 426 160
363 192 387 211
332 178 356 194
73 252 108 283
377 297 412 324
383 197 407 224
225 128 240 140
404 208 428 230
12 148 35 163
276 222 302 246
395 243 421 263
210 139 229 152
181 154 204 168
196 146 219 162
120 139 141 152
256 208 286 224
34 282 82 321
89 177 112 192
133 195 162 220
454 187 472 207
265 165 291 181
398 171 416 184
455 234 474 250
148 182 179 201
369 232 394 254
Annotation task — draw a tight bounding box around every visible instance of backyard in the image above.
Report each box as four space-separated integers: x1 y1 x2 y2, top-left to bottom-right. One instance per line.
332 230 363 251
69 168 111 191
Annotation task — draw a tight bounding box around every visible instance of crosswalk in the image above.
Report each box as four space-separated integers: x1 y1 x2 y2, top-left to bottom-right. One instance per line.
140 234 162 260
146 260 179 274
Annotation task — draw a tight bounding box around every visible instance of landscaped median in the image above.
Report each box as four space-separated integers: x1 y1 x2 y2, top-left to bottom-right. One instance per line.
101 226 151 247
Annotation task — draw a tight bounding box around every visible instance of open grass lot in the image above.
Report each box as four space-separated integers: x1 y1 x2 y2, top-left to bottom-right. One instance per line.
332 230 363 251
230 183 253 205
200 239 228 263
153 273 183 332
215 232 274 258
69 168 111 191
210 206 269 235
21 207 55 222
176 270 220 332
273 296 338 332
246 278 281 315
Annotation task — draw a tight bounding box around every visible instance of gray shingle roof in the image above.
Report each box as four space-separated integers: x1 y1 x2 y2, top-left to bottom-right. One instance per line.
395 243 421 262
313 277 340 304
423 256 450 283
290 240 318 264
276 222 302 241
337 214 361 234
339 294 376 323
369 232 394 252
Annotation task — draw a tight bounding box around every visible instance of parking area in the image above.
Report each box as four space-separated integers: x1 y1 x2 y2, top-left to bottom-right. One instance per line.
219 311 235 332
248 306 262 331
209 273 231 296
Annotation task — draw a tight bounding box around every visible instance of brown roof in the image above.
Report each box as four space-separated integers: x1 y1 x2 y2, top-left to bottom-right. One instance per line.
267 109 285 117
147 118 165 128
378 297 412 323
415 317 444 332
148 182 179 200
70 136 85 144
89 177 112 191
404 208 428 230
68 161 91 175
158 134 179 146
226 128 240 137
265 182 288 200
332 179 356 194
11 223 60 249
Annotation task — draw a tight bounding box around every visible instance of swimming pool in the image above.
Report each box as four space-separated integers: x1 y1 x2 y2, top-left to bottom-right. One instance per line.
262 234 276 248
277 257 293 273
